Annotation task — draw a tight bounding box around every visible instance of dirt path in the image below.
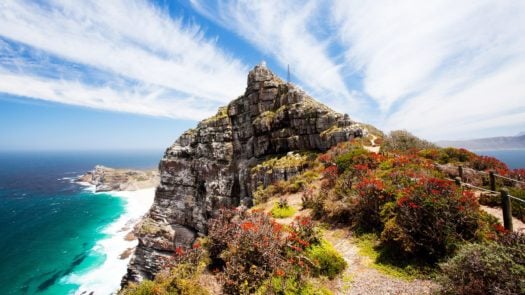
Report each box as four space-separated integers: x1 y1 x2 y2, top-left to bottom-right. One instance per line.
364 134 380 153
324 229 438 295
481 205 525 232
261 190 439 295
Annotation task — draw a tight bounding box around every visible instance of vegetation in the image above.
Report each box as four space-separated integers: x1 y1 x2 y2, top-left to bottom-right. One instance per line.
121 240 210 295
355 233 427 280
306 239 347 279
202 106 228 124
439 232 525 295
126 127 525 294
206 210 345 294
271 198 296 218
381 130 437 153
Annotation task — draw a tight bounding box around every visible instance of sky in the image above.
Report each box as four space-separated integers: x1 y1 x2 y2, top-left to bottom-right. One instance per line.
0 0 524 151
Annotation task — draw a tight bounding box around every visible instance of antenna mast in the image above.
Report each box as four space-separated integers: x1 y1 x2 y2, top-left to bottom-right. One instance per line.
287 64 290 83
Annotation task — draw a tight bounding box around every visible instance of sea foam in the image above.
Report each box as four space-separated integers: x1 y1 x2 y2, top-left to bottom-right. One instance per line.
64 187 155 294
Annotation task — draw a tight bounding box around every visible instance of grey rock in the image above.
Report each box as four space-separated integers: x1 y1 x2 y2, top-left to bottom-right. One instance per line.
123 64 365 285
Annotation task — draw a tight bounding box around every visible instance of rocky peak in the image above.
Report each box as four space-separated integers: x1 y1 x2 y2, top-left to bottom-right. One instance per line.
123 64 365 285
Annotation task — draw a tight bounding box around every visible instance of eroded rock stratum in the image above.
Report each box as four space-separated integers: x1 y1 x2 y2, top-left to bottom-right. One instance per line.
123 63 365 284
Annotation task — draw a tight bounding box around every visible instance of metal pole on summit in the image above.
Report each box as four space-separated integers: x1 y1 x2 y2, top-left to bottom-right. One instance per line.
287 64 290 84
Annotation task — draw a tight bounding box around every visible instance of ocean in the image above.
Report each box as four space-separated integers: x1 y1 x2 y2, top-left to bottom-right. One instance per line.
0 151 161 295
476 149 525 169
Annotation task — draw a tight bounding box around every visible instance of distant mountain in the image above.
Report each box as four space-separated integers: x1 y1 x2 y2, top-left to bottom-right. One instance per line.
437 134 525 150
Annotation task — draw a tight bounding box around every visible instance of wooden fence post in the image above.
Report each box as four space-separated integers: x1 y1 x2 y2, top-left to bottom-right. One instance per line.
458 165 463 181
501 189 513 231
489 170 496 191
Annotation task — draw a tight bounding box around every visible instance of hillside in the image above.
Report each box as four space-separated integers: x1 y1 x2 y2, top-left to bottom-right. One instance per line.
120 65 525 295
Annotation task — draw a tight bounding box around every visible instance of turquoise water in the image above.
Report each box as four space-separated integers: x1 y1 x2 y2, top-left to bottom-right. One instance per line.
477 149 525 169
0 151 161 294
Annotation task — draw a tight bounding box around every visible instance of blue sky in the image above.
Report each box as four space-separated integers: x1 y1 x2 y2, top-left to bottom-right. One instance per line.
0 0 524 151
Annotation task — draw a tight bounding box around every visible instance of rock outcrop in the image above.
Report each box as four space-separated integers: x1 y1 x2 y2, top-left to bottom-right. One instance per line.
123 63 365 284
77 165 159 192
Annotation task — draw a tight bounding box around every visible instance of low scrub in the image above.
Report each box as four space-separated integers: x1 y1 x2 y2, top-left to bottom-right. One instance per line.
271 199 296 218
439 233 525 295
121 242 209 295
306 240 347 279
381 130 436 153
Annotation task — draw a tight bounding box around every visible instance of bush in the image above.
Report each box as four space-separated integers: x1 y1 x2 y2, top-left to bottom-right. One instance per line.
335 147 368 172
207 210 324 294
381 130 436 153
208 210 286 294
419 148 476 164
121 243 209 295
381 178 481 262
255 277 333 295
271 199 296 218
439 237 525 295
352 177 393 232
306 240 347 279
469 155 508 172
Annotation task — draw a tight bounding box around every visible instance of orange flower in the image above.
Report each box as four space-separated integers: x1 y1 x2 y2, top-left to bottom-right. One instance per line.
175 246 185 256
275 268 285 276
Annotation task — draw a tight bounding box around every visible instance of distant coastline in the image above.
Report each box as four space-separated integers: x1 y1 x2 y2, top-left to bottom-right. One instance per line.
437 133 525 151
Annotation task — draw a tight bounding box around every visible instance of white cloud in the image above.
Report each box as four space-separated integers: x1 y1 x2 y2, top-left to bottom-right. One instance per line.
332 0 525 139
0 70 215 120
0 0 248 118
191 0 355 106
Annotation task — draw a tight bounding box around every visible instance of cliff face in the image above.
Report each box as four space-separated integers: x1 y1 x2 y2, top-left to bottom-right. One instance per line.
123 63 364 284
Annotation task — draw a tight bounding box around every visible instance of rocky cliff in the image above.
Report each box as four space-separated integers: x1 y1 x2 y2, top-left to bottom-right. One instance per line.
123 63 365 284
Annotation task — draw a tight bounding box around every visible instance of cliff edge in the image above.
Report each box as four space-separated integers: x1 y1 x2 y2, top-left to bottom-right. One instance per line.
123 63 366 284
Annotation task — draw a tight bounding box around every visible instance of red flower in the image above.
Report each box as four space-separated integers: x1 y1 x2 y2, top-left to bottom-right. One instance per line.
397 196 409 206
240 221 256 232
175 246 185 256
276 268 285 276
408 202 420 209
494 224 507 234
192 241 201 249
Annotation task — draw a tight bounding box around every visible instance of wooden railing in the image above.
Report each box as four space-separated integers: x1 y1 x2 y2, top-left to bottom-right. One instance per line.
453 165 525 231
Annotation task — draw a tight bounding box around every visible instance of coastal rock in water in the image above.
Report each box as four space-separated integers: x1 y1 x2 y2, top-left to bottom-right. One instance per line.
123 63 366 284
77 165 159 192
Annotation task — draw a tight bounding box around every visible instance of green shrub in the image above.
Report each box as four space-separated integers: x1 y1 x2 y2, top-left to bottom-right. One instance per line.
439 239 525 295
381 130 436 153
271 200 297 218
381 178 481 262
121 262 209 295
335 147 367 172
121 280 159 295
306 240 347 279
256 277 333 295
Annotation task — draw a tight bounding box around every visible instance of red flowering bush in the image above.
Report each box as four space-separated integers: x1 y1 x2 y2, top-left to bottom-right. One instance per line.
381 178 481 262
322 165 339 187
469 155 508 172
208 209 288 294
352 177 394 231
207 209 330 294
